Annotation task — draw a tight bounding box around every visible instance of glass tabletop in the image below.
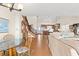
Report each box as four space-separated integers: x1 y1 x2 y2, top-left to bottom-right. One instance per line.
0 39 16 50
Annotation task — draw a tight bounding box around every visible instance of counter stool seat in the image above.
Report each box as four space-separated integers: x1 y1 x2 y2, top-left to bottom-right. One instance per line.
16 47 29 56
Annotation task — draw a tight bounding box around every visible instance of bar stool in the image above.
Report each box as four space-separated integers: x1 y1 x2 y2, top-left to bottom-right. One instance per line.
16 46 29 56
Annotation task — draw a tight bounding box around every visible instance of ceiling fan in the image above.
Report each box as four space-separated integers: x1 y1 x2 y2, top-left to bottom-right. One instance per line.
0 3 23 12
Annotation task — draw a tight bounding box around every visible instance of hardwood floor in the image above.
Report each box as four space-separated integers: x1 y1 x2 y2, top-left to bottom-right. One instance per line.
30 34 52 56
0 34 52 56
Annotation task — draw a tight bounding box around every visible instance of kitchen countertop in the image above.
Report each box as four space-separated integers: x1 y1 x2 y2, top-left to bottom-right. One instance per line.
49 33 79 55
59 38 79 55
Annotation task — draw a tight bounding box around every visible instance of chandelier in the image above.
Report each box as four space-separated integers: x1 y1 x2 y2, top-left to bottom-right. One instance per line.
0 3 23 12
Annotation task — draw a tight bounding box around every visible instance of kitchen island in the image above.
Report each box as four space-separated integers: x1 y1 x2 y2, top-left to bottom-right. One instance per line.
49 33 79 56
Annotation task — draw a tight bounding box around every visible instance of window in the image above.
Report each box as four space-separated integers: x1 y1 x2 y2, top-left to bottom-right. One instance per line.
0 18 8 33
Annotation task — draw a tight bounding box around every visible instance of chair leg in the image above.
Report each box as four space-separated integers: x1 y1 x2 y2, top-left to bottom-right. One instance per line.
8 48 13 56
0 50 4 56
12 48 16 56
28 49 30 56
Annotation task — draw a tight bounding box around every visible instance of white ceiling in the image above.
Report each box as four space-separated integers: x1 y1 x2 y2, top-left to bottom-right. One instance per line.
20 3 79 16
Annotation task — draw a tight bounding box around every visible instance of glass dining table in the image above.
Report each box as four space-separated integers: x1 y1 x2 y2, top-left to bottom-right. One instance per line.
0 39 16 56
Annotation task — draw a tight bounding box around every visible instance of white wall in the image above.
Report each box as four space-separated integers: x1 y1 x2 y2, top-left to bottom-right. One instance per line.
37 16 56 26
27 16 57 29
27 16 79 29
0 6 14 39
27 16 37 29
14 14 22 45
0 6 21 45
57 16 79 25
